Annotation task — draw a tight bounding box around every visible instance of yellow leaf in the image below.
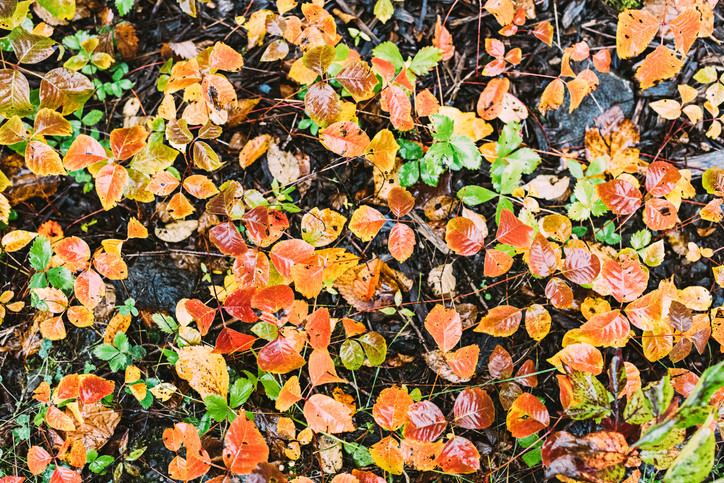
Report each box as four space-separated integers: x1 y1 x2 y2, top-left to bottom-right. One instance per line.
175 345 229 399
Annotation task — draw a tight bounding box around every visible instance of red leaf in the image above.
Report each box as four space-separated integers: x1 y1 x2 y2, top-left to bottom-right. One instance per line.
474 305 522 337
257 337 306 374
213 328 256 354
515 360 538 387
506 392 549 438
233 250 270 288
436 436 481 474
78 374 115 404
388 223 415 263
601 259 648 303
251 285 295 326
373 386 413 431
424 304 462 352
303 394 355 433
646 161 681 197
403 400 447 443
243 206 288 247
110 126 147 160
223 414 269 474
185 299 217 336
596 179 642 215
453 388 495 429
387 187 414 218
488 345 513 379
643 198 677 230
210 222 247 257
445 217 484 256
561 248 600 285
484 248 513 277
223 288 257 322
496 209 533 248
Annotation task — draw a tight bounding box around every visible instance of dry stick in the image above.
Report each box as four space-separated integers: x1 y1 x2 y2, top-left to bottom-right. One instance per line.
334 0 380 44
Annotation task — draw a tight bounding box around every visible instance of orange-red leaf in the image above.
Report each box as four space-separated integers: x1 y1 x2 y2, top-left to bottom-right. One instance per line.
601 259 648 303
496 209 533 248
209 222 247 257
257 337 306 374
303 394 355 433
646 161 681 197
562 248 600 285
110 126 146 161
349 206 386 241
28 446 52 475
529 232 557 277
477 77 509 120
95 163 129 211
446 344 480 379
321 121 370 157
436 437 481 474
74 269 105 309
489 344 513 379
63 134 107 170
484 248 513 277
596 179 642 215
223 414 269 474
643 198 677 230
545 277 574 309
475 305 522 337
403 401 447 443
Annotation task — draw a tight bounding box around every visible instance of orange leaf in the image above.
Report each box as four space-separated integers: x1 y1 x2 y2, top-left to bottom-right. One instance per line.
46 405 75 431
548 342 603 374
387 187 414 218
95 163 128 211
74 269 105 309
335 60 378 102
496 209 533 248
424 304 462 352
40 316 66 340
209 42 244 71
529 232 557 277
305 81 341 126
484 0 514 26
545 277 574 309
239 134 271 168
592 49 611 73
373 386 413 431
63 134 107 171
616 9 660 59
565 309 631 348
25 141 65 176
445 344 479 379
636 45 684 90
484 248 513 277
185 299 217 336
453 388 494 429
309 349 345 386
477 77 510 120
223 414 269 474
474 305 522 337
78 374 115 404
271 239 315 281
276 376 302 411
49 467 81 483
601 259 648 303
306 307 331 350
382 86 414 131
370 436 404 475
668 7 700 55
243 206 288 247
533 21 553 46
525 304 551 341
643 198 677 230
183 174 219 199
303 394 355 433
93 252 127 280
562 248 600 285
433 16 455 61
416 89 440 117
110 126 147 161
258 337 306 374
321 121 370 157
445 217 484 256
646 161 681 197
301 207 346 247
506 392 549 438
539 78 565 115
209 222 247 257
27 446 52 475
349 206 386 241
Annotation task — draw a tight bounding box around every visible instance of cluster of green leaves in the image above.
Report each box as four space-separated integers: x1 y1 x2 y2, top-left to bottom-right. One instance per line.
94 332 146 372
28 237 74 309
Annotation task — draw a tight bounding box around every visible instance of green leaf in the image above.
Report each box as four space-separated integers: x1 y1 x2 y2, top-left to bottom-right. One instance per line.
229 378 254 408
630 229 651 250
358 332 387 366
663 413 715 483
89 455 115 474
94 343 120 361
497 122 522 157
372 42 404 70
204 394 230 422
450 135 482 170
81 109 104 125
152 313 178 334
29 236 52 272
397 139 423 160
340 339 365 370
373 0 393 24
37 0 75 20
495 197 514 225
409 46 443 76
251 321 278 341
567 159 584 179
419 154 445 186
259 372 281 400
410 388 422 401
398 161 419 187
46 266 74 292
624 389 654 425
344 442 375 467
587 156 607 177
458 185 497 206
430 115 454 142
